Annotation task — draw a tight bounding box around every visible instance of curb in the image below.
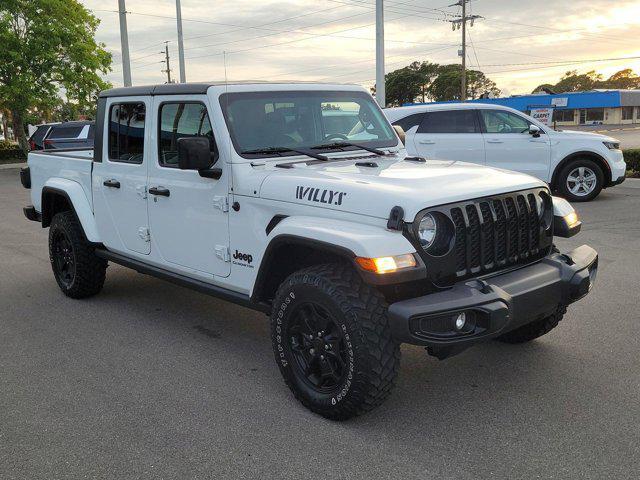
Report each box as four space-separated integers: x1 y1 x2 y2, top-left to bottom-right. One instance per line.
622 177 640 189
0 162 27 170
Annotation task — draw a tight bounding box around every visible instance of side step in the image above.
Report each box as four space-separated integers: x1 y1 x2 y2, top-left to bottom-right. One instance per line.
94 249 270 314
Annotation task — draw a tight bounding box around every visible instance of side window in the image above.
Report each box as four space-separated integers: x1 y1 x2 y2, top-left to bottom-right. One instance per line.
108 103 146 163
48 125 83 139
158 102 217 168
393 113 425 132
418 110 479 134
480 110 530 134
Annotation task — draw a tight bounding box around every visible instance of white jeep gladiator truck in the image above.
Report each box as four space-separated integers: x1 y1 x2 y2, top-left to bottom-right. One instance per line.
21 82 598 420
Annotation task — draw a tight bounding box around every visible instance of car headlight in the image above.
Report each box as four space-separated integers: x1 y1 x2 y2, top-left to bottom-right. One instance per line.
603 141 620 150
415 211 455 256
417 213 437 249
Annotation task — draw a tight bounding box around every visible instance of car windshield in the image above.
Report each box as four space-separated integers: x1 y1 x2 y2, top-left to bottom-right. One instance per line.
219 90 397 158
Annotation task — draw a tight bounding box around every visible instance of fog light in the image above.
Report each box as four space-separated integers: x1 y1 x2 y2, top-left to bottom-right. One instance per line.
454 312 466 331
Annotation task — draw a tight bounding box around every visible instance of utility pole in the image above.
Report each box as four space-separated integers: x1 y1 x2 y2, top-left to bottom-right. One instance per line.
175 0 187 83
449 1 481 101
460 0 466 101
161 42 173 83
375 0 385 107
118 0 132 87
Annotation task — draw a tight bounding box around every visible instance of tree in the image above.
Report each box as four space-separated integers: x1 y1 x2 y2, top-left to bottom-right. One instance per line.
428 64 500 101
0 0 111 151
532 68 640 94
602 69 640 90
384 61 440 106
554 70 601 92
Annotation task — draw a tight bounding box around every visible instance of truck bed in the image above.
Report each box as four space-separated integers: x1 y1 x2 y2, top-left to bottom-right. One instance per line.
28 149 94 213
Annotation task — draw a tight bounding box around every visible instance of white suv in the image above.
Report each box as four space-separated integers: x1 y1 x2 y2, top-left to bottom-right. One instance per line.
385 103 627 201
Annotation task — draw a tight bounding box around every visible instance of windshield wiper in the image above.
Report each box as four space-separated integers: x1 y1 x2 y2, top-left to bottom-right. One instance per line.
310 141 386 156
241 146 327 161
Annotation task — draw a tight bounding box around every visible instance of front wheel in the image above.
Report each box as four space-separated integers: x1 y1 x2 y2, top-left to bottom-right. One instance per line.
271 263 400 420
556 159 604 202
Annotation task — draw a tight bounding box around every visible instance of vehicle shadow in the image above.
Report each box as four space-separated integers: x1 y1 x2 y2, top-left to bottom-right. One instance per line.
97 265 599 436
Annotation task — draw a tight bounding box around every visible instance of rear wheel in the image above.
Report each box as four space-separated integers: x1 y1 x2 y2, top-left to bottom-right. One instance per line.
556 159 604 202
271 263 400 420
49 211 107 298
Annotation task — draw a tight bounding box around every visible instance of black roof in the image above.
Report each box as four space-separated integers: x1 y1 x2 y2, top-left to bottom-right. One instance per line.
98 81 351 98
99 83 215 98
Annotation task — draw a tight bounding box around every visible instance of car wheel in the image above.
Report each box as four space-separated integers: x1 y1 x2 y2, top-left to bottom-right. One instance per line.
270 263 400 420
49 211 107 298
557 159 604 202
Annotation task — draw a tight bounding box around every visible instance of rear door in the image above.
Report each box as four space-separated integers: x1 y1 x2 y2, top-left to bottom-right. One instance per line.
479 109 551 181
146 96 231 277
411 109 485 164
93 98 151 255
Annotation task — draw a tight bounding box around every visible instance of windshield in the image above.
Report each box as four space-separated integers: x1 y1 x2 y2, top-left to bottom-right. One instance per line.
219 90 397 158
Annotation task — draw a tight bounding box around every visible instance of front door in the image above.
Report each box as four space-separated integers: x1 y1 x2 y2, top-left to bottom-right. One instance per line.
93 99 150 255
479 109 551 182
411 109 485 164
147 96 231 277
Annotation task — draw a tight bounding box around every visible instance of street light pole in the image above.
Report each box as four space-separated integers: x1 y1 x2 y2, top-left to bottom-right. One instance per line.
175 0 187 83
118 0 132 87
375 0 385 107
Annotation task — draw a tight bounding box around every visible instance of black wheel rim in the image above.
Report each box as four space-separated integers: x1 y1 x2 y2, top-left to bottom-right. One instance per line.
52 229 75 288
287 302 348 393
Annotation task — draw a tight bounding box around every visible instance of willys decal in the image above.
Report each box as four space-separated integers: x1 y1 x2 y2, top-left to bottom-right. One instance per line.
295 186 347 206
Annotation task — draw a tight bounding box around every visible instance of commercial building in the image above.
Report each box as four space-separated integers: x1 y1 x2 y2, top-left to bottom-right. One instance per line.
409 90 640 126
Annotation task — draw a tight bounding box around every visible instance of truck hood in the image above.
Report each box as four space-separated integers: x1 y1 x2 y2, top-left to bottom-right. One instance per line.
258 153 546 220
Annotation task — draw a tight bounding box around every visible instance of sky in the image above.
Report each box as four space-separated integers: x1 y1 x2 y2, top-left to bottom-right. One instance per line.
82 0 640 96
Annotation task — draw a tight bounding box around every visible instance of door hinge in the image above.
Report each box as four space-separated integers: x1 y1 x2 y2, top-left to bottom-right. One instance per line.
138 227 151 242
215 245 230 262
136 185 148 199
212 195 229 212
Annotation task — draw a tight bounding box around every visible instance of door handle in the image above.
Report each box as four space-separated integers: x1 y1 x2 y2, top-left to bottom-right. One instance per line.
103 179 120 188
418 139 435 144
149 186 170 197
486 139 503 144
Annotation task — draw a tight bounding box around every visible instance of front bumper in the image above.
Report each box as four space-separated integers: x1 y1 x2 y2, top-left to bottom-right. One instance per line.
388 245 598 358
608 174 626 187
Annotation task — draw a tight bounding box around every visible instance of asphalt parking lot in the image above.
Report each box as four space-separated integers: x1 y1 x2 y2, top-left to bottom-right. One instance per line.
1 167 639 479
575 124 640 149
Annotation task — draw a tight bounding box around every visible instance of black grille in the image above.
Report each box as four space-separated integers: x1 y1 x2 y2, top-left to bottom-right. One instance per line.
448 190 549 277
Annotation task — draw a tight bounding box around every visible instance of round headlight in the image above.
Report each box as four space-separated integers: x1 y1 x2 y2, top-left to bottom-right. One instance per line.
417 213 437 249
416 212 455 256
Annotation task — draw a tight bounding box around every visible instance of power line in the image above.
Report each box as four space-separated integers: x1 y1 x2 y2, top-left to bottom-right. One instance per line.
182 10 446 60
181 5 349 42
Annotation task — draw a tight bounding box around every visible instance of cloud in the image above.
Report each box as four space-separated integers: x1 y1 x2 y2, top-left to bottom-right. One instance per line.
83 0 640 94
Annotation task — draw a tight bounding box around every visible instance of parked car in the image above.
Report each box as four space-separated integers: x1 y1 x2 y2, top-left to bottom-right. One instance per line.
43 121 94 150
385 103 627 201
28 122 60 151
21 82 597 420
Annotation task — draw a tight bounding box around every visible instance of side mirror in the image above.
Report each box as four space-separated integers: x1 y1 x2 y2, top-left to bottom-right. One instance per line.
393 125 406 145
177 137 215 170
529 124 541 138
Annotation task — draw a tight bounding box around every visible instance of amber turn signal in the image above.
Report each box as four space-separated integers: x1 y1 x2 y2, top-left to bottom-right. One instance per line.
355 254 417 274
